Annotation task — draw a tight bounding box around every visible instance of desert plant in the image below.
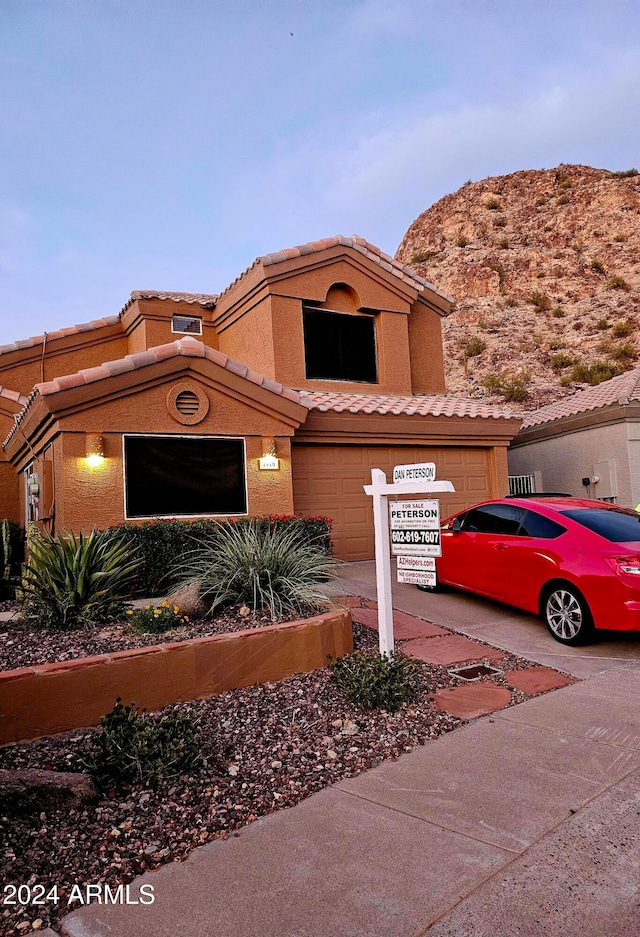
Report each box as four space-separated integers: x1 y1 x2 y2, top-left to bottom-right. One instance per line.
551 306 565 318
410 250 438 264
497 237 510 250
463 337 487 358
611 343 637 362
614 234 627 243
494 216 507 228
557 194 570 205
550 352 576 370
90 699 206 788
504 296 517 308
535 196 548 207
127 600 189 634
569 360 623 385
595 318 609 330
329 650 419 712
528 291 551 311
590 260 606 275
20 529 140 630
175 521 334 619
611 168 639 178
612 319 635 337
486 197 501 210
482 370 531 402
607 276 632 291
456 233 469 248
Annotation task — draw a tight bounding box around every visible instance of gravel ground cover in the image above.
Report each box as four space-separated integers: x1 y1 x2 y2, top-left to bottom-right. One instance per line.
0 608 573 935
0 606 307 672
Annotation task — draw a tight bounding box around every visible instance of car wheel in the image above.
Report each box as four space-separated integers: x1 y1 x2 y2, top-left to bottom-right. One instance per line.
542 583 594 645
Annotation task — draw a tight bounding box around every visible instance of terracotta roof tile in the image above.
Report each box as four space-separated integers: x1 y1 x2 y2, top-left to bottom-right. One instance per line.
3 339 305 450
119 290 219 315
0 386 29 406
300 391 518 421
522 369 640 429
0 316 121 359
217 235 454 305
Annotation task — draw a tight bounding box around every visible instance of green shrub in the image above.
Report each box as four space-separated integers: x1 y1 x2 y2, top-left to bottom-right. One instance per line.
494 215 507 227
410 250 439 263
611 342 637 362
175 521 334 619
105 515 333 596
557 194 570 205
456 233 469 247
486 197 501 210
610 168 639 178
528 291 551 311
551 306 565 318
569 360 623 385
21 529 140 630
535 196 548 207
613 319 635 337
329 650 419 712
590 259 606 275
595 318 609 330
463 337 487 358
482 370 531 402
607 276 632 291
127 600 189 634
504 296 517 308
614 234 627 243
550 352 576 370
91 699 206 788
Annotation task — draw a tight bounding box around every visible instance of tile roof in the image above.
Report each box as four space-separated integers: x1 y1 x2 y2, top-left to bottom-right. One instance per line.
0 386 29 407
217 235 454 305
300 391 518 420
0 317 121 358
3 339 307 450
521 369 640 429
120 290 219 315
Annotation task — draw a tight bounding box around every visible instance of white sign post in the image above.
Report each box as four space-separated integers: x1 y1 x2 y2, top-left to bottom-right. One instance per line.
364 468 455 656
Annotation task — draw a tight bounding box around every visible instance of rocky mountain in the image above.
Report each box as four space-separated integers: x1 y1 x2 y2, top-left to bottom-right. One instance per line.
395 164 640 409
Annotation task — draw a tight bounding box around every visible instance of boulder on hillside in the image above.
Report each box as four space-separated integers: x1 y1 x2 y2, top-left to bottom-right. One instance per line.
166 581 209 620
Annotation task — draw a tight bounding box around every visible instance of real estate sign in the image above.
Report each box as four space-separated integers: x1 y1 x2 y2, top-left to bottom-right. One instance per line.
392 462 436 485
396 554 437 587
388 499 441 556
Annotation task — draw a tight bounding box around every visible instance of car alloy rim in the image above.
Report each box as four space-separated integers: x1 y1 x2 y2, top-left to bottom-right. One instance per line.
546 589 582 639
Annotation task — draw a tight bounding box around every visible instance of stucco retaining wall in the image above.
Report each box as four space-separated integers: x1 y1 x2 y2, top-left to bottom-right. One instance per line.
0 608 353 745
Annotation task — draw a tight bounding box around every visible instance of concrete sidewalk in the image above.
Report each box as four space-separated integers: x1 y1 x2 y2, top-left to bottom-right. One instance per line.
60 565 640 937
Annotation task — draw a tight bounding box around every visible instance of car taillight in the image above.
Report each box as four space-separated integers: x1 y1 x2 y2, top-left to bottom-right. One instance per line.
606 555 640 576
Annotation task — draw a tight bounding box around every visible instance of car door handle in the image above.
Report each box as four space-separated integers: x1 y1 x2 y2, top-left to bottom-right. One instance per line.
493 543 509 550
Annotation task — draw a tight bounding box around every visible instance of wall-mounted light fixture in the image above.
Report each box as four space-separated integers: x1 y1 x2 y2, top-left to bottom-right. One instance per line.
85 433 105 467
259 437 280 471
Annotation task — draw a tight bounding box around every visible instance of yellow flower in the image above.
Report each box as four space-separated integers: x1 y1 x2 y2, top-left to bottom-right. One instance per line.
154 609 161 616
161 600 169 608
173 605 180 614
126 610 133 615
145 605 151 610
184 616 189 622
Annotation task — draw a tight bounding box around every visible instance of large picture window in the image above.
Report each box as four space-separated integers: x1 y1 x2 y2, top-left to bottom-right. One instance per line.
303 308 377 383
124 435 247 519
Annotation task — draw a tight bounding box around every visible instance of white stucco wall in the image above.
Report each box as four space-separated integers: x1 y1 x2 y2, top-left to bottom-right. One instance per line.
508 420 639 507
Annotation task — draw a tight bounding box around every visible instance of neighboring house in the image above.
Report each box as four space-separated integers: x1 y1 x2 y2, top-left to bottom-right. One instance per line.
1 235 520 560
509 368 640 508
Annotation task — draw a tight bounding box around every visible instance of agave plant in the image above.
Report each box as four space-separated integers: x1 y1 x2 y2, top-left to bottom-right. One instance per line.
175 521 334 619
21 528 141 630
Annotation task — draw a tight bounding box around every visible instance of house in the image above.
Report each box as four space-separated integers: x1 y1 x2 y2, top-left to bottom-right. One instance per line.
508 368 640 507
1 235 520 560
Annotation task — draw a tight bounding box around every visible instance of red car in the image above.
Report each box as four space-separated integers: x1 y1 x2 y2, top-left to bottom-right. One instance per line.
426 495 640 645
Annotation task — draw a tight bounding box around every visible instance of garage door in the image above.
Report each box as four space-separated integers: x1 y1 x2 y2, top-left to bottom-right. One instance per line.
292 444 492 561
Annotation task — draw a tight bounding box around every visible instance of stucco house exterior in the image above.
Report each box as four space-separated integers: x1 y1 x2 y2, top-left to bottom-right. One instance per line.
509 368 640 508
1 235 520 560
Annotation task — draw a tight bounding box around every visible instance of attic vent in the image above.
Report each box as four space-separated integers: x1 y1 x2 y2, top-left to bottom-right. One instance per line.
172 315 202 335
175 390 200 416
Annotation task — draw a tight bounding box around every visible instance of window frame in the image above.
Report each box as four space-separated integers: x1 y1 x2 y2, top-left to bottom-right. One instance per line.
122 433 248 521
302 306 378 384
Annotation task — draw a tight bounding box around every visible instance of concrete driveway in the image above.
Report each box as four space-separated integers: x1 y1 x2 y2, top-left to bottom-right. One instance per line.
329 560 640 679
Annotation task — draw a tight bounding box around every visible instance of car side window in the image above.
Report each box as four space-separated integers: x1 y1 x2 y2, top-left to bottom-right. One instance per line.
460 504 525 535
518 510 566 539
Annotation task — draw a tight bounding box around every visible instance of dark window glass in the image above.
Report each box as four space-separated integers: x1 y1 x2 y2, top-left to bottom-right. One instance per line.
562 507 640 543
303 309 377 382
124 436 247 518
519 510 566 539
460 504 525 535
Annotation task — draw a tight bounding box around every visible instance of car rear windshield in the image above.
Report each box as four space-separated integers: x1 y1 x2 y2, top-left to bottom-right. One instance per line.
561 507 640 542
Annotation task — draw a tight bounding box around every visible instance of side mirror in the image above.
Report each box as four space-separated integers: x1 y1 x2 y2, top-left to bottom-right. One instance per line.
452 517 462 532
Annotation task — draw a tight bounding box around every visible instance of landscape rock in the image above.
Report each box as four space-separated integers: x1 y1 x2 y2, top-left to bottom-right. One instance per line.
0 768 98 813
167 582 208 620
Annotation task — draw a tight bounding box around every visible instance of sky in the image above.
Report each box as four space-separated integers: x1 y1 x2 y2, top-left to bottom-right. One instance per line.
1 0 640 345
